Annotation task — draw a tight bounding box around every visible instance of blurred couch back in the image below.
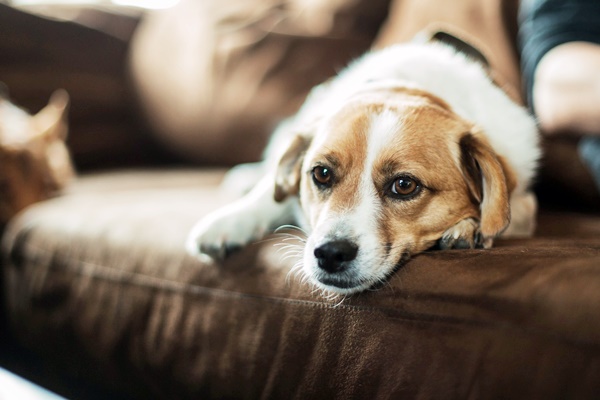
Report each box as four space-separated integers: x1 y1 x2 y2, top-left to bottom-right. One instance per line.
0 4 175 171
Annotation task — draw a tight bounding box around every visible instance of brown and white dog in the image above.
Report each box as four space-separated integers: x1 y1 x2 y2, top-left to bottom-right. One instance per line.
186 42 540 294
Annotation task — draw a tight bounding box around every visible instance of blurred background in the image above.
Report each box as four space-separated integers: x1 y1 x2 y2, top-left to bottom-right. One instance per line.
0 0 391 170
1 0 181 171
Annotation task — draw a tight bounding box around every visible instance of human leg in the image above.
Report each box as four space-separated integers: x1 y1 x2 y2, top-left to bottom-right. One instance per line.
533 41 600 136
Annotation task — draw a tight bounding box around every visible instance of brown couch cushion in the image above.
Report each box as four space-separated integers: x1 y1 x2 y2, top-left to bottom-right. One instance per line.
2 169 600 398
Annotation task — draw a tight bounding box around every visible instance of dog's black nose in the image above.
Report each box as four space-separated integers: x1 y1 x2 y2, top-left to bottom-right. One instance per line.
314 240 358 273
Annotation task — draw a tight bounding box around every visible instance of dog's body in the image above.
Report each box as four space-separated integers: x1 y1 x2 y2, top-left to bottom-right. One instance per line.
186 42 540 294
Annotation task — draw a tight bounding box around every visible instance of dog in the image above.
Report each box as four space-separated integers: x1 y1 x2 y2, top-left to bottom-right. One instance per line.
186 41 540 295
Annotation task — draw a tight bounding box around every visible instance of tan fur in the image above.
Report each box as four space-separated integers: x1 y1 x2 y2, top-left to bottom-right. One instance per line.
276 86 516 248
274 134 311 202
459 131 511 238
294 88 496 259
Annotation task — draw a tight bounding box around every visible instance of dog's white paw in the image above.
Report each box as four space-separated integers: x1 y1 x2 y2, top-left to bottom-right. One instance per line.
186 205 268 261
439 217 487 249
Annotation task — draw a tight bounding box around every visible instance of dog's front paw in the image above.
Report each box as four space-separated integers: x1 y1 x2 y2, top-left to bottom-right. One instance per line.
186 205 267 262
439 218 487 250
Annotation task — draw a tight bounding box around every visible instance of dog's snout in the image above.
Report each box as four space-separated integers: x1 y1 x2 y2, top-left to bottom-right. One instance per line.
314 240 358 273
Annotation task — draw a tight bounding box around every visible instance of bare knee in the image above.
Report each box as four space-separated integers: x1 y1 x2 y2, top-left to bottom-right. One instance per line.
533 42 600 136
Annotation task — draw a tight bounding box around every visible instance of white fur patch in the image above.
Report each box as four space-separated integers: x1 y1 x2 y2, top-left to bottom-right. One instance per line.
351 111 402 274
359 110 402 222
365 110 403 167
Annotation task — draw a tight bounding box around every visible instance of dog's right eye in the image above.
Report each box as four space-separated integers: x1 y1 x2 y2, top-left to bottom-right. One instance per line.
312 166 333 187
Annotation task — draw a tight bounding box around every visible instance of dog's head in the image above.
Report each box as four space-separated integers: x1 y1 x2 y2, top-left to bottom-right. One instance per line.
274 86 514 294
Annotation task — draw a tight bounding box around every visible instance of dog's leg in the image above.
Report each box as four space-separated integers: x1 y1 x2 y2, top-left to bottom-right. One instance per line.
220 162 266 198
502 190 537 237
186 173 297 261
439 217 485 249
439 191 537 250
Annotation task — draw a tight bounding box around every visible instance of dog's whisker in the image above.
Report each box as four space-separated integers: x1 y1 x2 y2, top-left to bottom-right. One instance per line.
274 243 301 252
279 236 306 243
276 249 298 261
276 240 306 249
281 253 302 263
253 236 286 245
319 288 329 299
272 232 302 239
275 237 307 246
252 231 307 247
275 224 308 235
295 268 310 285
276 243 303 250
285 266 299 285
332 294 348 307
327 291 342 303
296 271 311 287
286 268 300 283
285 259 302 278
280 249 303 256
276 246 304 260
310 285 322 295
276 232 304 241
285 263 297 283
273 240 304 248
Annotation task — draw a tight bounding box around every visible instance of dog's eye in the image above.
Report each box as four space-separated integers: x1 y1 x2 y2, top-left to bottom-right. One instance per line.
312 166 332 187
390 176 420 198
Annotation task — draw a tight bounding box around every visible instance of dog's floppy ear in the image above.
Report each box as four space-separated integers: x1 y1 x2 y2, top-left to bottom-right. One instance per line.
459 131 513 239
274 134 311 202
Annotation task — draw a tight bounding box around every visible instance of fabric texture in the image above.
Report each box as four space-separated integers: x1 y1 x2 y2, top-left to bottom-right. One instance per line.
3 170 600 399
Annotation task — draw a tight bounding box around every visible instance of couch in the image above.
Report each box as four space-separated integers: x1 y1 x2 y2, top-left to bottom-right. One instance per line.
2 2 600 399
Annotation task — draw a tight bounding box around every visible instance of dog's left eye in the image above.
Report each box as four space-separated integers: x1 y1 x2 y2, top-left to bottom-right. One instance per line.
312 166 333 187
389 176 421 199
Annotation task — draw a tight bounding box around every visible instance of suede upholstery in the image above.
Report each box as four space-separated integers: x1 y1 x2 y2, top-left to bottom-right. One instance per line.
3 170 600 399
